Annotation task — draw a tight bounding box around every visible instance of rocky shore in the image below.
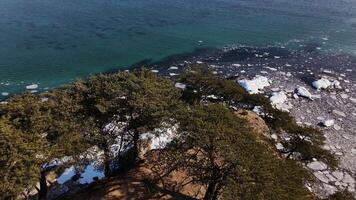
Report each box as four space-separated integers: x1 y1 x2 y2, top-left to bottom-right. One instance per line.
149 45 356 197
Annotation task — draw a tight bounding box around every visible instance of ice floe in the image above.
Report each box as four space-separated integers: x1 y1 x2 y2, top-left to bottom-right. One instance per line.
26 84 39 90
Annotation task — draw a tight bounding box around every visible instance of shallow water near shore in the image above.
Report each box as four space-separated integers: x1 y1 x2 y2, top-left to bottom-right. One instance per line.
1 0 356 95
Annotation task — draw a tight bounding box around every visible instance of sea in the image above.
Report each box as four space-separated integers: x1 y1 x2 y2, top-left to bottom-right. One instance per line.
1 0 356 96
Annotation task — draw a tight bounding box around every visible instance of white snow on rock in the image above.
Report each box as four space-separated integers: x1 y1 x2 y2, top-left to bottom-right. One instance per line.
168 66 178 70
141 125 177 150
26 84 39 90
322 120 335 127
238 76 270 94
175 83 186 90
296 87 313 99
252 106 265 116
312 78 331 90
312 78 341 90
275 143 284 150
307 161 328 171
269 91 291 111
270 91 287 105
232 63 241 67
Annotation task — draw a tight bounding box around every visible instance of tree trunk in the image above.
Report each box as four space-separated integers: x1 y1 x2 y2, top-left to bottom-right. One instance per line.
103 144 111 177
38 171 47 200
132 131 140 162
204 181 219 200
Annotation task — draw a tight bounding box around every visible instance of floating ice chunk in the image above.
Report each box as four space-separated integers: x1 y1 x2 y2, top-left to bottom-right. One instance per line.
174 82 186 90
264 66 277 71
168 66 178 70
232 64 241 67
151 70 159 73
312 78 331 90
1 92 9 96
169 73 179 76
238 76 270 94
26 84 38 90
296 87 312 99
196 61 203 64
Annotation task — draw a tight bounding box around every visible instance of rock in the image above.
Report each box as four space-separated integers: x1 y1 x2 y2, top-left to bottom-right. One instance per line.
350 98 356 104
340 94 349 99
342 174 355 184
312 78 331 90
322 183 337 195
275 143 284 150
333 124 341 130
269 91 288 110
174 83 186 90
322 120 334 127
296 87 312 99
333 110 346 117
307 161 328 171
314 171 330 183
332 171 344 181
271 134 278 141
324 172 337 182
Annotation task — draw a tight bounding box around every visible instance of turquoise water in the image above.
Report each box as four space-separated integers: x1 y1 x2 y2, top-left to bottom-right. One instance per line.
1 0 356 95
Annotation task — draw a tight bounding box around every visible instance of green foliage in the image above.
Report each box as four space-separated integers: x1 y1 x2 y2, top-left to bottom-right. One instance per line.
180 64 246 104
0 118 44 199
179 65 337 167
82 69 181 172
170 104 313 200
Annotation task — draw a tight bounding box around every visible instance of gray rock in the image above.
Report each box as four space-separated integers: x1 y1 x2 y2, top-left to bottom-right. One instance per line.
333 110 346 117
332 171 344 181
333 124 341 130
307 161 328 171
314 171 330 183
342 174 355 184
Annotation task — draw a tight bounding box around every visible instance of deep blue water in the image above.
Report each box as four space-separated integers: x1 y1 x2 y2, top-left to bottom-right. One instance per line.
1 0 356 95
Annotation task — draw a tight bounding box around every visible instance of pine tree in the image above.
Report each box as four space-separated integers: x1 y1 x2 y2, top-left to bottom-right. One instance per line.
0 118 44 199
167 104 313 200
83 69 181 174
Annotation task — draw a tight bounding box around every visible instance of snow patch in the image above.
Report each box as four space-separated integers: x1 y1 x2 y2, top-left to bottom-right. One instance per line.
238 76 270 94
